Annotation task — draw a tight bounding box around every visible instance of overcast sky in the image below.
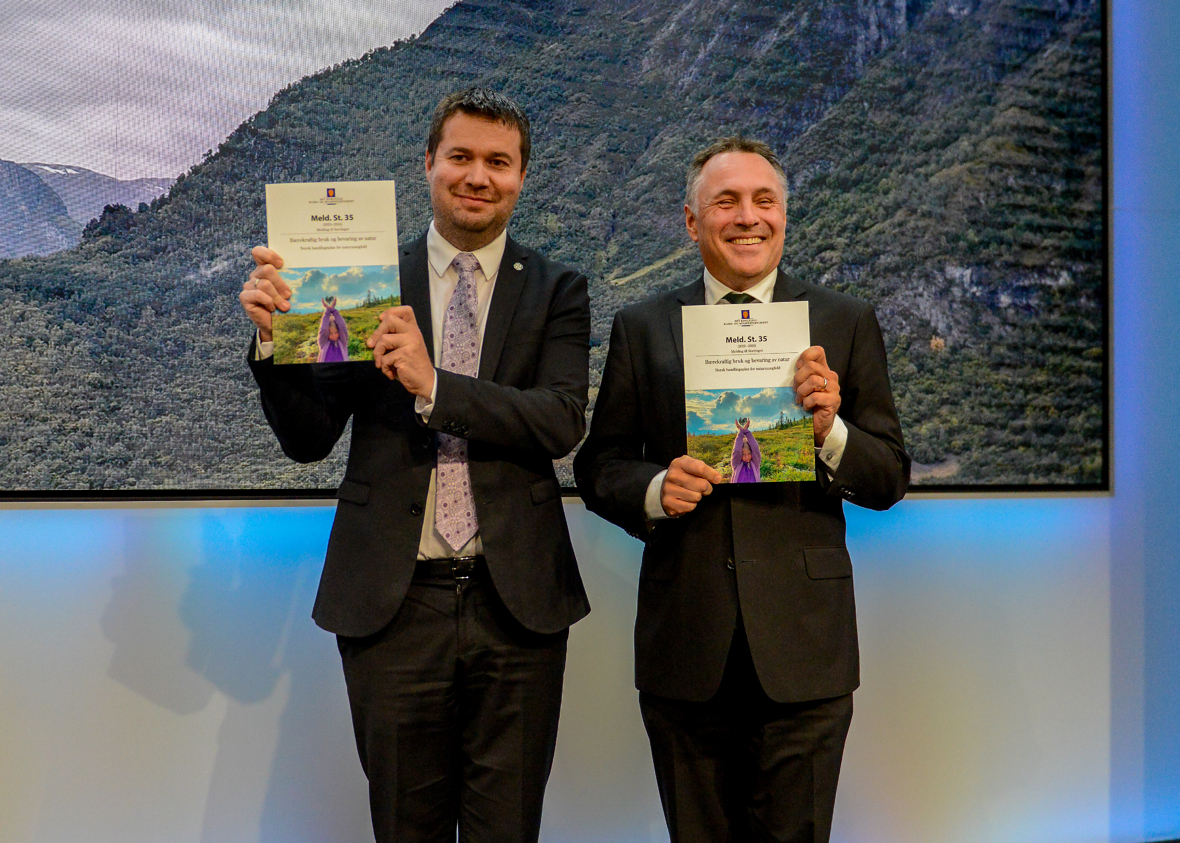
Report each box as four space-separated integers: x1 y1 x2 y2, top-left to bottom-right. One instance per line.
1 0 452 180
686 388 807 436
282 265 400 313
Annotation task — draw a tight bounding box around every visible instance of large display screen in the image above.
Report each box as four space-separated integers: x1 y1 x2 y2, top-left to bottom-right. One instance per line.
0 0 1106 498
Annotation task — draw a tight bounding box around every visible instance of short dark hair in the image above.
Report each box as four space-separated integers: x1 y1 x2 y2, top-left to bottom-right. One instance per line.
427 87 532 172
685 137 788 211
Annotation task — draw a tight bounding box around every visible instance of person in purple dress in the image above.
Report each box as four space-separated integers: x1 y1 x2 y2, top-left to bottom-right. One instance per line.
317 298 349 362
730 418 761 483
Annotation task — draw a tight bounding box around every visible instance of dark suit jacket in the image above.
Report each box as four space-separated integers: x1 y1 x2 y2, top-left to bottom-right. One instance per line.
250 233 592 638
574 270 909 703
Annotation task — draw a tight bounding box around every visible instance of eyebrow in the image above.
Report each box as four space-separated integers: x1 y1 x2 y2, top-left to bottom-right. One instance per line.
443 145 516 162
710 186 781 200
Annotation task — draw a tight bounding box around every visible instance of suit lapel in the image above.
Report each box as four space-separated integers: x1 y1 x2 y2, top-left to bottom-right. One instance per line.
771 268 810 303
671 278 706 366
478 237 527 380
771 269 817 346
400 236 434 363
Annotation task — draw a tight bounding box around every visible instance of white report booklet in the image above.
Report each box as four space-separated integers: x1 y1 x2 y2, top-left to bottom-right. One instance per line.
265 180 400 364
681 300 815 482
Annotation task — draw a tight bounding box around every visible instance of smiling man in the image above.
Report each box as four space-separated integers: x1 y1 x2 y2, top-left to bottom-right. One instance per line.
239 88 591 843
575 137 910 842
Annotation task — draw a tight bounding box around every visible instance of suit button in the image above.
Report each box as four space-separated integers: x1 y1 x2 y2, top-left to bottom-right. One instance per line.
726 557 735 570
410 503 424 516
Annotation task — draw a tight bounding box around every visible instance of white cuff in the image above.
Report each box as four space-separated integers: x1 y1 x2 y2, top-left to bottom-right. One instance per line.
644 470 671 521
818 415 848 474
255 331 274 360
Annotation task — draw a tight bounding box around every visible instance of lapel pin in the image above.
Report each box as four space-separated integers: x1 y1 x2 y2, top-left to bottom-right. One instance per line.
513 262 523 271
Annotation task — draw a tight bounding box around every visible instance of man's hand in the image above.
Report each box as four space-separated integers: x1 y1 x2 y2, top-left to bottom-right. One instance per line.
661 455 725 517
240 246 292 342
794 346 841 446
367 305 436 397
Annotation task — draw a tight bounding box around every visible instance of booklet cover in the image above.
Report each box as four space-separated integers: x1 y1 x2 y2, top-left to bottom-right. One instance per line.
265 180 400 364
682 300 815 482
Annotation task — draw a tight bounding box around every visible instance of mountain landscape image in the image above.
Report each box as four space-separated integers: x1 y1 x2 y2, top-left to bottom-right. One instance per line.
0 0 1104 494
0 161 172 259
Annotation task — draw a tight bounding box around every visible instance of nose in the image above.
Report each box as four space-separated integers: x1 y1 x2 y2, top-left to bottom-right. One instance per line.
733 196 759 225
464 159 491 188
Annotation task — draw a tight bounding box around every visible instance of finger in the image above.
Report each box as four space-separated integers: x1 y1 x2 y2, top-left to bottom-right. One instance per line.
666 470 713 497
796 372 824 397
381 313 422 336
666 481 705 502
376 305 418 325
662 496 698 517
247 263 278 286
662 486 703 516
670 455 723 484
367 317 395 348
251 245 284 269
369 332 421 356
240 288 278 313
368 307 420 348
813 372 836 394
801 389 841 413
377 360 398 381
796 345 828 369
697 462 725 485
796 365 837 398
368 331 402 356
371 344 398 381
247 266 292 310
246 276 279 302
381 305 419 329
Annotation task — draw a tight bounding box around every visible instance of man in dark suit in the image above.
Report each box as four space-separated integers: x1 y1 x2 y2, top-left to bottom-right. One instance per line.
239 88 590 843
575 137 909 842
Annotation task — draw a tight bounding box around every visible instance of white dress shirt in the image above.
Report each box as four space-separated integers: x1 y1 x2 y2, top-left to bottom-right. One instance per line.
642 266 849 521
414 222 506 559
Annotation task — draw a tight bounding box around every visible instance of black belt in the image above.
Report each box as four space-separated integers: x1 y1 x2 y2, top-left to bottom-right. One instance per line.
414 555 486 581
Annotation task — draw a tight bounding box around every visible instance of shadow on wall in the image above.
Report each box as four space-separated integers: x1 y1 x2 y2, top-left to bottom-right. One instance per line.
94 502 672 843
544 502 670 843
100 507 372 843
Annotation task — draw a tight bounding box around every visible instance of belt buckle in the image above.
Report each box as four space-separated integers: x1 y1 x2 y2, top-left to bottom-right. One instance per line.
450 555 478 586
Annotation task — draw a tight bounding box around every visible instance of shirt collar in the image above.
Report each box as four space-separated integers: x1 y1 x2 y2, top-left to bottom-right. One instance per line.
702 266 780 305
427 221 508 281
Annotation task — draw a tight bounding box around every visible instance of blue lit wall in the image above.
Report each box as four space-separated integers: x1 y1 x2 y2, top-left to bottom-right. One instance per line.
1 4 1177 842
1110 0 1180 838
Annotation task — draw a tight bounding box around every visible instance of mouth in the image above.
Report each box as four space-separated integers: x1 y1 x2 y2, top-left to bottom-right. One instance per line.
729 236 766 246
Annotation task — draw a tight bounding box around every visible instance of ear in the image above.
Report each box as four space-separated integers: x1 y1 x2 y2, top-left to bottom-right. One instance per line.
425 149 434 176
685 205 700 243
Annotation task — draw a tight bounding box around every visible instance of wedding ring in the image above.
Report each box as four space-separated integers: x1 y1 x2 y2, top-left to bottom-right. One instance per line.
821 377 829 391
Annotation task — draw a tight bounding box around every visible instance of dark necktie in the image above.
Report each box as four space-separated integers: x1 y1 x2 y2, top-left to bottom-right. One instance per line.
721 291 757 304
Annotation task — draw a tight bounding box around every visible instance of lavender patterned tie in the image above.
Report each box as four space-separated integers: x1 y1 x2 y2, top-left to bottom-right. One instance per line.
435 252 481 550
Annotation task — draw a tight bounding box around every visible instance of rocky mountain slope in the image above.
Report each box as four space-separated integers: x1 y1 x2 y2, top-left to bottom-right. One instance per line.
21 163 172 229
